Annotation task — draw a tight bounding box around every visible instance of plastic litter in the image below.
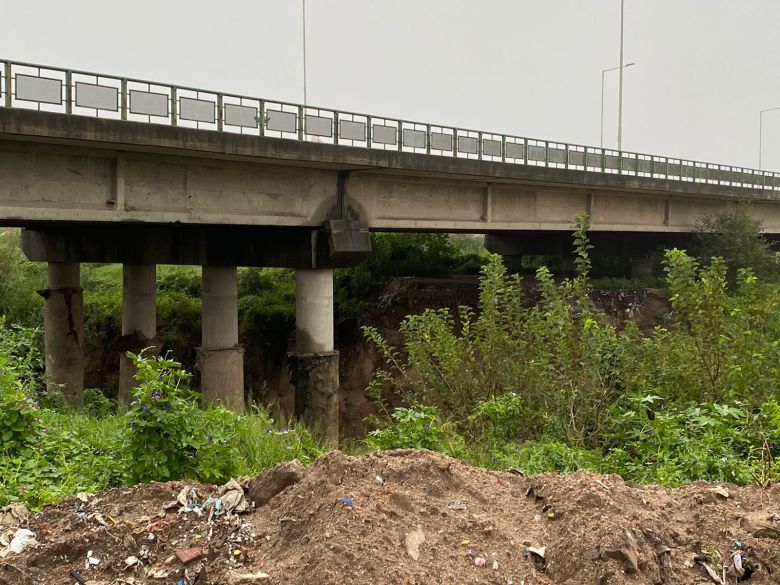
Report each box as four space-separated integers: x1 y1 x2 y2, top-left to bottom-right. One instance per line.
474 556 487 567
341 496 353 508
0 528 38 557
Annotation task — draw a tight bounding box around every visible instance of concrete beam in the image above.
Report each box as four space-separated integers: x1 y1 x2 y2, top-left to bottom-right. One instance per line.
39 262 84 403
117 264 158 408
198 266 244 413
20 223 370 269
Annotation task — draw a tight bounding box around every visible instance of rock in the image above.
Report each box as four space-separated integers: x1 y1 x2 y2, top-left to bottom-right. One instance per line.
741 512 780 539
246 460 306 506
225 571 271 583
404 527 426 561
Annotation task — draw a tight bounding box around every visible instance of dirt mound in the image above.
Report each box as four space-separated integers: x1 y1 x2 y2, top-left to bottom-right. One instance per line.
3 450 779 584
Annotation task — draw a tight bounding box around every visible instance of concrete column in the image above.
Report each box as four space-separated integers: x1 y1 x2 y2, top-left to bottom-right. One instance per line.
197 266 245 413
40 262 84 403
289 269 339 447
118 264 158 408
295 269 334 353
630 256 654 279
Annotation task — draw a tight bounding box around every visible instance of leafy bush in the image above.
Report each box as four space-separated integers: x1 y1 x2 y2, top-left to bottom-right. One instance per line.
366 405 464 455
694 202 778 282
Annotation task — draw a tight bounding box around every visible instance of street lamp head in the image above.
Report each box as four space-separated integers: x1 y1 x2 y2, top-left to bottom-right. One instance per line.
624 62 636 68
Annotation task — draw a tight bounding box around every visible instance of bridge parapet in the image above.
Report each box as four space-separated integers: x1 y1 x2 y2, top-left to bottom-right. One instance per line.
2 58 778 193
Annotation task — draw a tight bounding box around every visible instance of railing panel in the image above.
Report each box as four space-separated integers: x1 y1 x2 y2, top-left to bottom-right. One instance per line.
0 59 777 192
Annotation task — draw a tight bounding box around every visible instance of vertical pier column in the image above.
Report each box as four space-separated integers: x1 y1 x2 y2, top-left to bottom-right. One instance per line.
197 266 245 413
288 269 339 447
118 264 158 407
40 262 84 403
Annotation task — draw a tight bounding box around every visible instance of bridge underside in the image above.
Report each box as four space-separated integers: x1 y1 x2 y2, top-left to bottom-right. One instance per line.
3 108 780 444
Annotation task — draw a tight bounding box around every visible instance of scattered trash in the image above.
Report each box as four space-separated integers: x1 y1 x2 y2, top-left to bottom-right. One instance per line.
460 539 470 546
175 547 203 565
341 496 353 508
696 559 724 584
176 479 248 520
711 486 730 499
217 478 249 514
124 555 140 569
0 528 38 557
0 503 29 528
375 475 385 485
69 569 87 585
527 546 546 560
86 549 101 567
447 500 467 510
492 559 499 570
225 571 271 583
403 527 425 561
474 556 487 567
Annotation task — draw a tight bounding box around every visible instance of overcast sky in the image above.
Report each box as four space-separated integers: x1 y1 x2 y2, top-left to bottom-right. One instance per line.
2 0 779 171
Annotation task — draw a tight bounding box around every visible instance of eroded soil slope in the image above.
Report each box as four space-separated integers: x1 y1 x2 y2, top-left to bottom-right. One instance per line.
3 449 776 585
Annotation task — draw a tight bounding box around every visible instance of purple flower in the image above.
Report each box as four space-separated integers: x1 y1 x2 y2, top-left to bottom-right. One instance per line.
770 442 777 452
130 422 137 429
151 390 162 399
423 424 430 431
280 427 289 434
162 403 169 411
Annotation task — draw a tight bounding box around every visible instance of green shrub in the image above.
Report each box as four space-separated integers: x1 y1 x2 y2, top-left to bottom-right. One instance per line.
366 405 464 455
124 351 208 482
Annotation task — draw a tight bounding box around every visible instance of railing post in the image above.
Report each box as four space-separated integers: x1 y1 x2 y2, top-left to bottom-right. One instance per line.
478 131 483 160
425 124 431 155
65 70 73 114
258 99 265 136
544 141 549 167
298 105 304 140
170 87 177 126
366 116 372 148
564 144 569 169
501 135 506 163
452 128 458 158
397 120 403 151
3 62 11 108
120 79 128 120
216 94 224 131
523 138 528 165
333 111 339 145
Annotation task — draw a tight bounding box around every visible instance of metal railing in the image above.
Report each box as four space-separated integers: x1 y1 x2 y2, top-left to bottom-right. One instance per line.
1 58 778 192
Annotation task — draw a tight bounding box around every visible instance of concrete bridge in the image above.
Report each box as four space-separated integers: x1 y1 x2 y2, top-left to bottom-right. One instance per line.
2 59 779 442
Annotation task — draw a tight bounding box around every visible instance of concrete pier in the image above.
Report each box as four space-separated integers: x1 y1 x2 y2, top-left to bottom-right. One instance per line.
289 269 339 446
40 262 84 403
198 266 245 413
118 264 158 407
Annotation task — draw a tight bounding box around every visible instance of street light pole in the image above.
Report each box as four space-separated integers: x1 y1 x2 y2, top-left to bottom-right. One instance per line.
302 0 308 106
601 63 635 148
759 107 780 169
617 0 625 151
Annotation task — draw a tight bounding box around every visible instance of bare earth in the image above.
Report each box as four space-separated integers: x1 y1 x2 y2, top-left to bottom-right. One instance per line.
2 449 779 584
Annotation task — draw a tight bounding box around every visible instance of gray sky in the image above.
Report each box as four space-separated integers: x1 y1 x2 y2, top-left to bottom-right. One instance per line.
3 0 780 170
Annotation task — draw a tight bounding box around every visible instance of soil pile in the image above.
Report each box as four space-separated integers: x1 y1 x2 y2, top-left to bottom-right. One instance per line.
3 449 779 584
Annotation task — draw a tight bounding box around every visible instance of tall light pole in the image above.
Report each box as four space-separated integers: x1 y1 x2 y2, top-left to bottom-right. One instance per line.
601 62 635 148
302 0 308 106
759 107 780 169
617 0 625 151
